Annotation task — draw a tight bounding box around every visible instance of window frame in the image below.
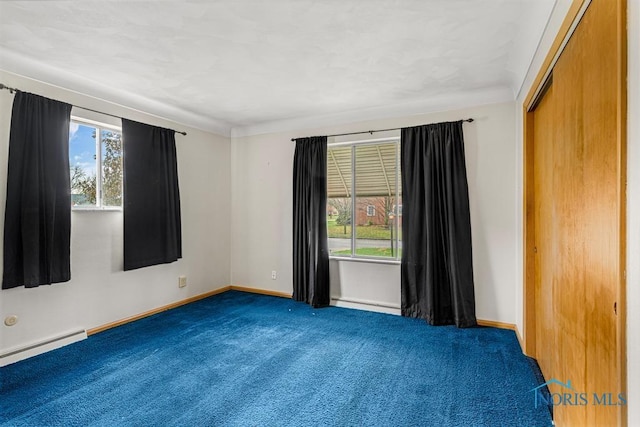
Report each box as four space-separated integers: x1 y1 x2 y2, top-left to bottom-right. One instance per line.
327 136 401 263
69 116 123 211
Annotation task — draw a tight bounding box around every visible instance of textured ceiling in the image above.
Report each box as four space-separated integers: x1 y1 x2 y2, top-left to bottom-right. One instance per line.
0 0 555 135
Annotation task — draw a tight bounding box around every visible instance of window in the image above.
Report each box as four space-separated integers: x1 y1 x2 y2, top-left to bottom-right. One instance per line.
327 138 402 260
69 119 123 209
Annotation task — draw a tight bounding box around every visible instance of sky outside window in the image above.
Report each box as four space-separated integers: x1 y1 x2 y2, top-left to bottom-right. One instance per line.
69 122 97 178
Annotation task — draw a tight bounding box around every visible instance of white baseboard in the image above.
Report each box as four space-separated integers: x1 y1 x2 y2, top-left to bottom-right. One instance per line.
0 329 87 367
330 296 401 315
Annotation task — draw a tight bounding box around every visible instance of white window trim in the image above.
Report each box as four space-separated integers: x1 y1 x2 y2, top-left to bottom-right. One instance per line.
329 255 400 265
70 117 123 211
328 136 399 147
72 206 122 212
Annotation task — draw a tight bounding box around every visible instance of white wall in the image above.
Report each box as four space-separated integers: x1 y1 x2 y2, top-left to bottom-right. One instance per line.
230 101 518 324
0 70 232 356
514 0 639 422
329 259 401 314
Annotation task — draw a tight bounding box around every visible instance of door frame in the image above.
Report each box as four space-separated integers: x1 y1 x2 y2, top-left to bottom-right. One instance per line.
522 0 627 424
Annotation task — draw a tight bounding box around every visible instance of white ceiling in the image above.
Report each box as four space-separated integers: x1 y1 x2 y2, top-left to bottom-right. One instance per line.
0 0 556 136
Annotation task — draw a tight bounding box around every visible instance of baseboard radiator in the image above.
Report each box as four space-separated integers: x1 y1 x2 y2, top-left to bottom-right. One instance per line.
0 329 87 367
330 296 401 315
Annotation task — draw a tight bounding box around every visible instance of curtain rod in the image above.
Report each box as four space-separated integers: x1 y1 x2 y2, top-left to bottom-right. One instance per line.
291 118 474 142
0 83 187 136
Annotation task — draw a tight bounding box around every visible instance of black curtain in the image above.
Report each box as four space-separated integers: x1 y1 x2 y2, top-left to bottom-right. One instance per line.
122 119 181 271
400 121 477 327
2 92 72 289
292 136 330 307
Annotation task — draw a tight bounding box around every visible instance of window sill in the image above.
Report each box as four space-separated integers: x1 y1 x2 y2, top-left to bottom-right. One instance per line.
329 256 401 265
72 207 122 212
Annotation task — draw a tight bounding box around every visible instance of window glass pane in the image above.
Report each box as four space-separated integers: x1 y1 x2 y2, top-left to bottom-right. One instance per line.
327 146 352 256
101 129 123 207
355 143 398 258
69 123 97 206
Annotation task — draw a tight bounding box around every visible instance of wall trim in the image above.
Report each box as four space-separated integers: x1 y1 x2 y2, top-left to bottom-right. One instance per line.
87 285 520 338
0 64 233 137
476 319 518 331
522 1 592 110
331 296 400 310
86 286 232 335
230 285 292 298
0 329 87 367
230 86 514 138
330 297 401 316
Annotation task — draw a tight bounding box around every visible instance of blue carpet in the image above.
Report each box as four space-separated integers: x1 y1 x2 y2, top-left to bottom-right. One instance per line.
1 291 552 426
526 356 553 418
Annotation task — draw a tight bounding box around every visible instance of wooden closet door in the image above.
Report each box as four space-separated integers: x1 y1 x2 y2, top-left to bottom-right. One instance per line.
530 0 624 425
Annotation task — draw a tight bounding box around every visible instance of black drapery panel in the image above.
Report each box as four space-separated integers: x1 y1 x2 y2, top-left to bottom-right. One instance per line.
292 136 330 308
400 121 477 328
2 92 72 289
122 119 181 271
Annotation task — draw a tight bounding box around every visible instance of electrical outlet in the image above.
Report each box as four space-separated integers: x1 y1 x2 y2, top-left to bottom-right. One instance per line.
178 276 187 288
271 270 277 280
4 315 18 326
